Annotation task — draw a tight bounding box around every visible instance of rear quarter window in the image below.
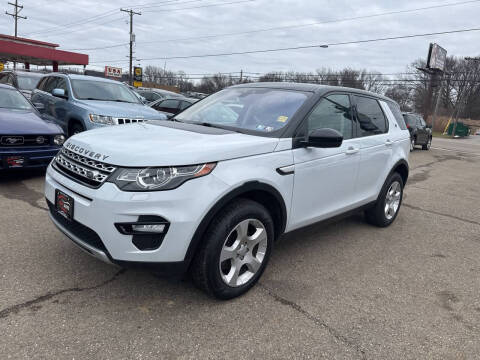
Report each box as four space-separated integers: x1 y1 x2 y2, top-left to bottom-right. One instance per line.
386 102 407 130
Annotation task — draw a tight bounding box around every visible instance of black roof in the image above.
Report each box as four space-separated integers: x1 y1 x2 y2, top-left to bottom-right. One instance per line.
231 82 394 102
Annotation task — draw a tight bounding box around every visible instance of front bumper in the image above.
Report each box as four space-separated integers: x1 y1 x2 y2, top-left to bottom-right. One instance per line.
45 163 230 266
1 146 60 170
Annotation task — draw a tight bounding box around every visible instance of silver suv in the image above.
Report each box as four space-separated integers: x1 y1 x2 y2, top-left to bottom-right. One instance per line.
31 74 167 136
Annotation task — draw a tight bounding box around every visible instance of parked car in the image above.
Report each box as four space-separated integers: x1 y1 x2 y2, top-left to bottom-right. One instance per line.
0 71 44 100
150 97 198 116
137 87 184 103
0 84 64 170
45 83 410 299
402 113 432 151
31 74 168 137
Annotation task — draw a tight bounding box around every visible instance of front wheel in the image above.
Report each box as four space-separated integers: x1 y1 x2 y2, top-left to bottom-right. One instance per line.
190 199 274 299
410 137 415 152
69 122 84 137
365 172 404 227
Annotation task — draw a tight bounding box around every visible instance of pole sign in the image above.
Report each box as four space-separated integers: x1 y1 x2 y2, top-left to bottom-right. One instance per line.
427 43 447 72
133 66 142 87
0 63 4 72
104 66 122 78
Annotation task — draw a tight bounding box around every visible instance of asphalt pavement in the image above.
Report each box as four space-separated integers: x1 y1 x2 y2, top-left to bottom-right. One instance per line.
1 136 479 359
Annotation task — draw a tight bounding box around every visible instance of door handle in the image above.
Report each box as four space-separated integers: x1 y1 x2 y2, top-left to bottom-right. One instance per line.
345 146 359 155
385 139 393 147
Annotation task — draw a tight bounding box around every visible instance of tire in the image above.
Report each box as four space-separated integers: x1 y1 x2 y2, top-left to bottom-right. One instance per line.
365 172 404 227
410 137 415 152
190 198 274 300
69 122 84 137
422 137 432 150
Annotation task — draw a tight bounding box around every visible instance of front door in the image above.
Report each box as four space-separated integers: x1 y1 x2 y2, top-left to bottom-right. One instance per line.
289 93 361 230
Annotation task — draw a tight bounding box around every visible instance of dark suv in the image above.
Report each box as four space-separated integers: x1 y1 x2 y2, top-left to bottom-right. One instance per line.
402 113 432 151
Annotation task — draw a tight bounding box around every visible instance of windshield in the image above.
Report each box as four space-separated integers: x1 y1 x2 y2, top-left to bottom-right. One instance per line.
17 74 42 91
175 87 309 133
71 80 140 103
0 88 34 110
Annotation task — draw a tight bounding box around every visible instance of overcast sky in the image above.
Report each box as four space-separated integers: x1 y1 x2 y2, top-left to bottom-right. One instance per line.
1 0 479 77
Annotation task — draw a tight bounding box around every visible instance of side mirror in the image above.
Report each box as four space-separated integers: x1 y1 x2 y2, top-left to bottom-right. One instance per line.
304 128 343 148
33 102 45 112
52 88 67 99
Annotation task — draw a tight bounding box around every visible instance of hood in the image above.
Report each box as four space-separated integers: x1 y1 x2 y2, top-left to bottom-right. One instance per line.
0 109 62 135
74 100 167 120
65 122 279 166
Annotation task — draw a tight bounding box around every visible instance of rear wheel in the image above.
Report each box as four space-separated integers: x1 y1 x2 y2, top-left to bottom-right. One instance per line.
190 199 274 299
422 137 432 150
365 172 404 227
69 122 84 137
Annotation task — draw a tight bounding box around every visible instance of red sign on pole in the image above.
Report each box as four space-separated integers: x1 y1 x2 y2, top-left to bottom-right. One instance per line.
104 66 122 78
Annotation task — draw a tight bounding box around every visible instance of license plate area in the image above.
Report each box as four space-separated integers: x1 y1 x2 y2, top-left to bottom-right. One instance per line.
55 189 74 220
6 156 25 168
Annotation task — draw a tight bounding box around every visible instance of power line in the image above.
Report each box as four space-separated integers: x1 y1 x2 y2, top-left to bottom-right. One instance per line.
89 26 480 64
70 0 480 52
23 0 198 37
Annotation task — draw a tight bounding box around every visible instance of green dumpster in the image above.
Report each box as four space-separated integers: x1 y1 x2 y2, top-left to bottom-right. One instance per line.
446 122 471 137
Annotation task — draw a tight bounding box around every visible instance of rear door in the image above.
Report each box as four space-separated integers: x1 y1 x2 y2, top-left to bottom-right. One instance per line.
290 93 361 229
353 95 392 202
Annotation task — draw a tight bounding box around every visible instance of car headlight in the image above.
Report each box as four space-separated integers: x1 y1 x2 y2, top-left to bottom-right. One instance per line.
111 163 216 191
54 134 65 145
89 114 115 125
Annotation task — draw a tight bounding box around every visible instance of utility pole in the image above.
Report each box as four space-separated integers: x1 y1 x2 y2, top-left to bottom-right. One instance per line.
239 69 243 83
120 8 141 85
6 0 27 70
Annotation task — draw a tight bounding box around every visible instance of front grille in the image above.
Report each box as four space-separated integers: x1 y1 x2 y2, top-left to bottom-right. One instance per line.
0 135 51 147
53 147 116 188
47 200 108 253
114 118 146 125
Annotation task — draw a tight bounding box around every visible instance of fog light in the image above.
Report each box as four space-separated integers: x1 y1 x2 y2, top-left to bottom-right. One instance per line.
131 224 166 233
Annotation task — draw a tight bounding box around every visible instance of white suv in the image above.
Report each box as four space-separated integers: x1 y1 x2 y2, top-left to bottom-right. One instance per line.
45 83 410 299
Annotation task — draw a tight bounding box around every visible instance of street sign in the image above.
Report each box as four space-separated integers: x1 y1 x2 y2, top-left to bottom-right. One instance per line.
427 43 447 72
104 66 122 78
0 63 4 72
133 66 142 87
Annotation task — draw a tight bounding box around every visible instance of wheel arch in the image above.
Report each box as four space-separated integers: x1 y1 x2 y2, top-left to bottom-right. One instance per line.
67 117 85 136
184 181 287 267
389 159 409 186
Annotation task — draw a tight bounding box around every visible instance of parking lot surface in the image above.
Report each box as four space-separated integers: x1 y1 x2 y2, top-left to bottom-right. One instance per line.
1 136 479 359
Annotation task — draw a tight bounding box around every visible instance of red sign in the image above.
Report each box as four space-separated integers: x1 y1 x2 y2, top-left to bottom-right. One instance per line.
104 66 122 78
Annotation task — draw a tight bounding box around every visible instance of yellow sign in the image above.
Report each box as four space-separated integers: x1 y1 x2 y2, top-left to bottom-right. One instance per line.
135 68 142 76
0 63 4 72
133 81 143 88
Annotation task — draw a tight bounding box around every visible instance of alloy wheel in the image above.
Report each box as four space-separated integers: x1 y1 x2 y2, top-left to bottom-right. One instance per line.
219 218 268 287
384 181 402 220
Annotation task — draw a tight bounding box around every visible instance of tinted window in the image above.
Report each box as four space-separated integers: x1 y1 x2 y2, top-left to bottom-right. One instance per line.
355 96 387 136
56 78 68 93
36 77 48 91
418 116 426 127
180 100 192 110
176 88 308 133
160 99 180 109
307 94 353 140
403 114 416 126
43 77 58 93
386 102 407 130
0 74 9 84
